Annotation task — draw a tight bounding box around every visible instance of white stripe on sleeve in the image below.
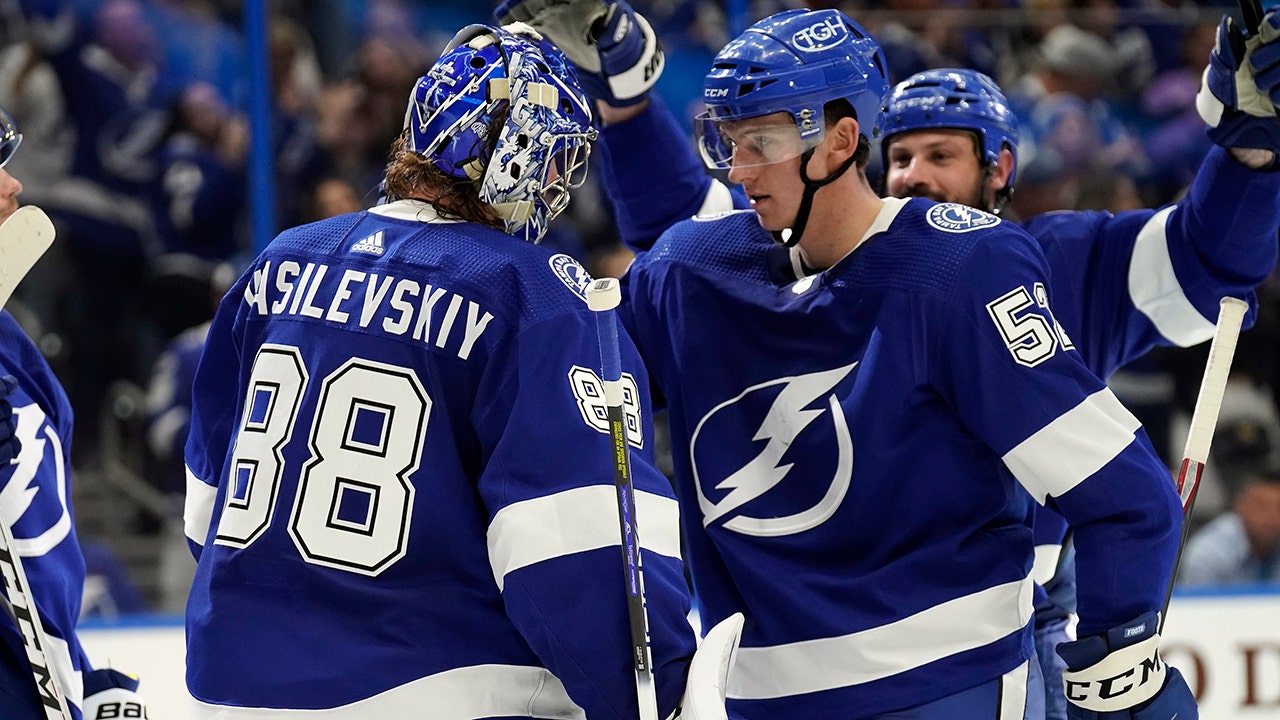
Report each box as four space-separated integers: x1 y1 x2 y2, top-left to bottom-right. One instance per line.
1128 206 1215 347
184 465 217 547
1002 388 1141 503
488 486 681 591
697 181 736 216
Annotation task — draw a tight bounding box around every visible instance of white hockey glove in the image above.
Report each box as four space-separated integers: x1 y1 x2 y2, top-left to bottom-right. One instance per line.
1197 11 1280 154
0 375 20 465
81 668 148 720
494 0 664 106
1055 611 1197 720
674 612 743 720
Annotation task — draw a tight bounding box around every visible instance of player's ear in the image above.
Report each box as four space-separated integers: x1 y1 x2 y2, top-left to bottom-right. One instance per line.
827 116 860 161
990 147 1015 193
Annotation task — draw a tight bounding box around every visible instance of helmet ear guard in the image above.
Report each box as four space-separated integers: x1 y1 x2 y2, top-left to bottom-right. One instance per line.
881 69 1020 193
403 23 597 243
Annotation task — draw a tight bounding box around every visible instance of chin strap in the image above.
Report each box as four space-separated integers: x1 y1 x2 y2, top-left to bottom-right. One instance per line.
770 148 858 247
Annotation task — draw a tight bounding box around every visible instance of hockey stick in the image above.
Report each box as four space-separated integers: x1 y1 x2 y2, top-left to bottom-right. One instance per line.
0 205 55 310
587 277 661 720
1159 296 1249 633
0 204 72 720
1241 0 1264 39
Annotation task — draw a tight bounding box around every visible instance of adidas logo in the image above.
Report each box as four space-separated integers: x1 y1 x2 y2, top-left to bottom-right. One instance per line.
352 230 385 256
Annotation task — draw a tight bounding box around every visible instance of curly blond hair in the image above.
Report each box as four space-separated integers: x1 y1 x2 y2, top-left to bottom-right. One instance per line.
382 108 509 230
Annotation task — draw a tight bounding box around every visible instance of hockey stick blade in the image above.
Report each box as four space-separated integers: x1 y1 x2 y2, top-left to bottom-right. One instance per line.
1161 297 1248 631
0 205 55 311
587 277 661 720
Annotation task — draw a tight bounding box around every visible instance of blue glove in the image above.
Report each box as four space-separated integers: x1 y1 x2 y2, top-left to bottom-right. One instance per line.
0 375 20 466
1197 12 1280 152
82 668 148 720
1056 611 1198 720
495 0 664 106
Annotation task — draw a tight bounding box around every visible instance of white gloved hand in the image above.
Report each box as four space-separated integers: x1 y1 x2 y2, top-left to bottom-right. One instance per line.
81 668 148 720
676 612 744 720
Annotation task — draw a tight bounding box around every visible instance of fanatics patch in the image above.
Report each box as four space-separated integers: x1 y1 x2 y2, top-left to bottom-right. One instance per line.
925 203 1001 234
549 253 593 302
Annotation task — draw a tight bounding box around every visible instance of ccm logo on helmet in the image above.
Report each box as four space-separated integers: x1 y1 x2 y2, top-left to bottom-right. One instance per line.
705 87 730 99
791 17 847 53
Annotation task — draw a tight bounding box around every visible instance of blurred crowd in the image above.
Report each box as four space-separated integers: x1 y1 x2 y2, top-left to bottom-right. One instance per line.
0 0 1277 613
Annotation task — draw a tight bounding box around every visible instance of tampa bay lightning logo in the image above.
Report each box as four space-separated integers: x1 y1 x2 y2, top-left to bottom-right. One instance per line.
926 203 1001 233
692 363 856 537
1 404 72 553
549 253 593 303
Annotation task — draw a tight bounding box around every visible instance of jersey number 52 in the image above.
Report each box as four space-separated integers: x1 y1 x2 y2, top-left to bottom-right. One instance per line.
985 282 1075 367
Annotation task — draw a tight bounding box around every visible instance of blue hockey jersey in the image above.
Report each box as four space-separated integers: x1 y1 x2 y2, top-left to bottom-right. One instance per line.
183 200 696 719
599 98 1280 639
0 311 91 718
620 199 1183 719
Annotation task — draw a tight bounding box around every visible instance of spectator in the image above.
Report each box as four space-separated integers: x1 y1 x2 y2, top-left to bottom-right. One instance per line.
1179 469 1280 586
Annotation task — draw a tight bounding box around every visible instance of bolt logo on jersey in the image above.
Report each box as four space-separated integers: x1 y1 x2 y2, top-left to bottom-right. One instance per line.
926 202 1002 234
692 363 856 537
1 404 72 552
549 253 593 302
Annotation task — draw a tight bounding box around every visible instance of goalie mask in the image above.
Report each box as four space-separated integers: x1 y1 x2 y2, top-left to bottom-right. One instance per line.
404 23 597 243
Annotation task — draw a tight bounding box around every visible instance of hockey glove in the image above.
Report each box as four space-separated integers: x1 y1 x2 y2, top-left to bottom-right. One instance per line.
0 375 20 465
1056 611 1197 720
495 0 664 106
82 668 148 720
676 613 743 720
1197 12 1280 152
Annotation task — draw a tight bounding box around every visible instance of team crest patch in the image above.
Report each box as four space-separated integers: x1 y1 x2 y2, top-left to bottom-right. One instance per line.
549 253 593 302
925 203 1001 233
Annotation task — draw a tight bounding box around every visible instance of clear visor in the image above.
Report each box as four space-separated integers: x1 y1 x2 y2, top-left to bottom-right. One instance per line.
540 132 593 221
694 112 819 170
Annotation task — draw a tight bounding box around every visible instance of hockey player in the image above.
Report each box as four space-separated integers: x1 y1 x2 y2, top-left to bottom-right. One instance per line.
0 105 147 720
879 57 1280 720
182 23 740 720
501 2 1198 712
497 3 1280 718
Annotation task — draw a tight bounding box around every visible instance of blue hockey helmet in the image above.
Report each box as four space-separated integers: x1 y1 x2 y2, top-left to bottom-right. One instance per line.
403 23 597 243
696 8 889 170
881 68 1019 188
0 105 21 169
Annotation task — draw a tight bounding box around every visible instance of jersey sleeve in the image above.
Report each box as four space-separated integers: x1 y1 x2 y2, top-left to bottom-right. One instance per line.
1025 145 1280 378
471 307 694 718
926 229 1183 638
599 95 745 251
183 273 253 558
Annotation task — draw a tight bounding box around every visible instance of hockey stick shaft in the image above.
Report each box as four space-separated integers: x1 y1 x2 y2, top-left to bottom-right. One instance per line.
587 277 660 720
1241 0 1264 38
0 204 71 720
1159 297 1248 632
